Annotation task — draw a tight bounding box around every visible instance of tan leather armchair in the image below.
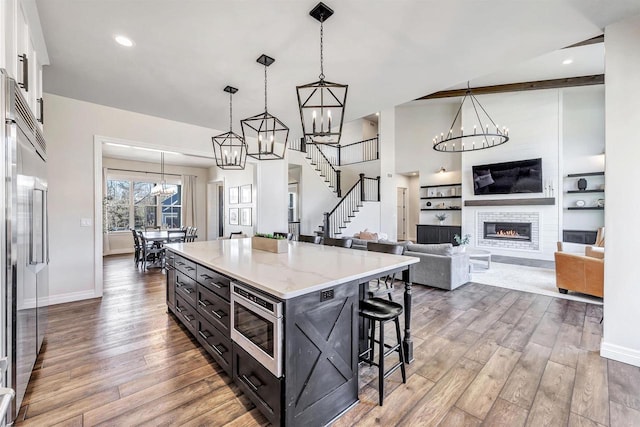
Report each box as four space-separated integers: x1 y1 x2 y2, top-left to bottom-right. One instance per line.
585 227 605 259
554 251 604 298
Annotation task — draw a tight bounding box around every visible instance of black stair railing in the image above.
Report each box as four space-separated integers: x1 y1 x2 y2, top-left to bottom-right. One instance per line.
306 143 341 197
290 136 379 166
323 174 381 238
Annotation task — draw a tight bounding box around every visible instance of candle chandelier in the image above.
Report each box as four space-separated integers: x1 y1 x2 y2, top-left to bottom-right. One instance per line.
212 85 247 170
241 54 289 160
150 152 177 197
296 2 348 145
433 83 509 152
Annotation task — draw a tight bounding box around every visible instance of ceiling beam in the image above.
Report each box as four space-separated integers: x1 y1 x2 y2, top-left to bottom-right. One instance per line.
564 34 604 49
417 74 604 100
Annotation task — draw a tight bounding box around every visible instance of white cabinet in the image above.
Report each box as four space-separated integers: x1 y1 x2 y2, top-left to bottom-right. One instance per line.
2 0 48 125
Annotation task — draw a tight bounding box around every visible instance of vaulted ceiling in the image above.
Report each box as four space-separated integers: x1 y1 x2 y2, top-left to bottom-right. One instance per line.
37 0 640 140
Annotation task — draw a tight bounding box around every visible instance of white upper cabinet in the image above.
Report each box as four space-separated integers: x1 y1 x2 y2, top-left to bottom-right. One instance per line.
2 0 49 126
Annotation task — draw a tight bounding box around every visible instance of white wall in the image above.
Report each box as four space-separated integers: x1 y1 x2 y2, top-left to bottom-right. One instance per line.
395 101 463 227
407 175 420 241
208 163 257 237
341 202 381 237
561 85 605 236
461 89 561 260
288 150 337 235
601 14 640 368
103 157 209 254
378 107 398 241
45 93 222 305
256 160 288 234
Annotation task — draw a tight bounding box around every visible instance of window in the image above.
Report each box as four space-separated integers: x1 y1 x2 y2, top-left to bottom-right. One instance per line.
105 178 181 231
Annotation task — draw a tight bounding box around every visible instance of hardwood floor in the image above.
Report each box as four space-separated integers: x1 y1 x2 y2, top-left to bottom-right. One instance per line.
16 255 640 426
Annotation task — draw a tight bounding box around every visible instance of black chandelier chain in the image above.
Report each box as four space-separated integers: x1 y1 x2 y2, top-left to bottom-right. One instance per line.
319 14 325 80
229 90 233 132
264 64 268 112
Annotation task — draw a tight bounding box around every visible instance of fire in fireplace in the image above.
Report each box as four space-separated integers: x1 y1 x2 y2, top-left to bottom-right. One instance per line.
484 222 532 242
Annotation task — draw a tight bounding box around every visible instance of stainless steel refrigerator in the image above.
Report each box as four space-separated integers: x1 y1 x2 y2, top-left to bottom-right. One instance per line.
1 69 49 424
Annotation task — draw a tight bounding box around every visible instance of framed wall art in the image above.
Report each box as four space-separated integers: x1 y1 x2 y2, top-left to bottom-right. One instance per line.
229 208 239 225
240 207 252 226
229 187 239 204
240 184 252 204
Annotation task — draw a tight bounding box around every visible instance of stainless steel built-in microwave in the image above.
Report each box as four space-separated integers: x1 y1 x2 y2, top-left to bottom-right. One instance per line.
230 282 283 378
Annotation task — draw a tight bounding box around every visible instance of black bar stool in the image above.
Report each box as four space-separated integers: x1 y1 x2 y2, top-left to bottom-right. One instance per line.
367 242 405 301
358 297 406 406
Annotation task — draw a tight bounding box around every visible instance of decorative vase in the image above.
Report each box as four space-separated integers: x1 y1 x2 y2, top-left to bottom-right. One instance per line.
577 178 587 191
439 220 444 225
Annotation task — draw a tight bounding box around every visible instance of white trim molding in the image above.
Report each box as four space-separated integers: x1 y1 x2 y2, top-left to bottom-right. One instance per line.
601 341 640 368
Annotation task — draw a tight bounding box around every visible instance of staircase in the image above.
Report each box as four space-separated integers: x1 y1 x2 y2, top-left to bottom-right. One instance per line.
321 174 380 238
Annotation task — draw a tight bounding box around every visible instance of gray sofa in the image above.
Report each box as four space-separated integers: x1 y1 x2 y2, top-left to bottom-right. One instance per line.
343 238 470 291
405 243 470 291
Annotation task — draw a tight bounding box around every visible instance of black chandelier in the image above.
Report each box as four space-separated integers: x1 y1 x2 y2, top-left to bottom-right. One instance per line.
242 54 289 160
212 86 247 170
433 83 509 152
296 2 348 145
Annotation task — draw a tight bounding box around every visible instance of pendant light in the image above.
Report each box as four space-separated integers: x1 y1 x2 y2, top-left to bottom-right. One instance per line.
150 152 177 197
296 2 348 145
433 83 509 152
242 54 289 160
212 86 247 170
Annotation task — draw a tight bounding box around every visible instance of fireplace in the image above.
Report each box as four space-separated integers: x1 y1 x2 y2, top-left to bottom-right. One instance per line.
484 222 532 242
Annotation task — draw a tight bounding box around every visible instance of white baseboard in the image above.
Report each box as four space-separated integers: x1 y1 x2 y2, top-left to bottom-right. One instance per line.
600 341 640 367
46 289 102 306
104 248 133 256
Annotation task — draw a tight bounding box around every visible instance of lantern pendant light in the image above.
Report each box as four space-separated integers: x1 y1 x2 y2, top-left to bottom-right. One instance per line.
212 86 247 170
297 2 348 145
242 54 289 160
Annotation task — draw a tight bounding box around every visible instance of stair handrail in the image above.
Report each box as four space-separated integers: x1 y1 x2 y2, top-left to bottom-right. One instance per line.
307 143 342 198
323 174 380 237
327 174 363 217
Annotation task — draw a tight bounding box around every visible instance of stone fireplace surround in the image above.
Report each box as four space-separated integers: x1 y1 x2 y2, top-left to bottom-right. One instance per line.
477 212 540 251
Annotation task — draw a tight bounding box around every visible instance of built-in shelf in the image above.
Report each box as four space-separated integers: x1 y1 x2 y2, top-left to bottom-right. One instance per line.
566 171 604 177
464 197 555 207
420 208 462 211
420 183 462 188
420 196 462 200
566 190 604 194
567 207 604 210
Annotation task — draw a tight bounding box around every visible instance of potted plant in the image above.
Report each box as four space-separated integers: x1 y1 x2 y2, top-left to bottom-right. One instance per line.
435 213 448 225
453 233 471 252
251 233 289 253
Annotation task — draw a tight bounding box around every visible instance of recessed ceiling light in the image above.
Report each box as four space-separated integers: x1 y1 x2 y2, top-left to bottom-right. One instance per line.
114 35 134 47
562 58 573 65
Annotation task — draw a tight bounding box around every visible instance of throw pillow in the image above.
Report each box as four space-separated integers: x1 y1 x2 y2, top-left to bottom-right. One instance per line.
407 243 453 256
359 231 378 241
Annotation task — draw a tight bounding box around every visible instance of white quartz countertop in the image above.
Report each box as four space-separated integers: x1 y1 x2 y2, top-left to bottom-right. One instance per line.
165 239 419 299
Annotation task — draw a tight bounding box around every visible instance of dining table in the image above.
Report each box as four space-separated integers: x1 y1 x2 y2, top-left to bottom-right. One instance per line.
141 229 196 244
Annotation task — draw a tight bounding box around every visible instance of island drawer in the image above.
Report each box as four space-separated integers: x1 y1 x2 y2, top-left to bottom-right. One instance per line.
175 271 197 308
233 343 282 426
174 254 197 279
197 318 232 376
165 250 176 268
196 265 231 300
197 284 230 335
175 295 197 336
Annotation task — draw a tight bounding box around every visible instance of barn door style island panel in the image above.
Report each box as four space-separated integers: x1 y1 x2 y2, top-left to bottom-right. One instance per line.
164 239 418 426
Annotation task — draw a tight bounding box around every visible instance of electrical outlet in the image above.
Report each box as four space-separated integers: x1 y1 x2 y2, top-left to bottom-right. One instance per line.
80 218 92 227
320 289 334 302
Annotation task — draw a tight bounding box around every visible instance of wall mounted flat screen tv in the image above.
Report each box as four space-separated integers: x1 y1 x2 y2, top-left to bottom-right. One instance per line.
472 158 543 195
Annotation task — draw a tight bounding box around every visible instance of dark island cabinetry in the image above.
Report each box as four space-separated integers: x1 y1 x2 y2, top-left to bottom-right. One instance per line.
417 224 462 244
166 249 359 426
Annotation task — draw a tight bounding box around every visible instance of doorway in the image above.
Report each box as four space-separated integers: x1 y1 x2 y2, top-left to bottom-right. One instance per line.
396 187 407 241
207 181 224 240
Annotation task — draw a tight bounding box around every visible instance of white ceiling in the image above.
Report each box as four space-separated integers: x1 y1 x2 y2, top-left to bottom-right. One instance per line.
37 0 640 145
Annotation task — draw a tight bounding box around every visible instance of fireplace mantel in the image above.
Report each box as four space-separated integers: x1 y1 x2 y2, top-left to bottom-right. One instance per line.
464 197 555 207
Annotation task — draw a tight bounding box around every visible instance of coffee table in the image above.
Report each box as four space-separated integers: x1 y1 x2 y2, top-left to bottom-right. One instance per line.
468 248 491 271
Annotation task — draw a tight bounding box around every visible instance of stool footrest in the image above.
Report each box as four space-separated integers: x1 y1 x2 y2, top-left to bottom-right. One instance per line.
383 361 404 380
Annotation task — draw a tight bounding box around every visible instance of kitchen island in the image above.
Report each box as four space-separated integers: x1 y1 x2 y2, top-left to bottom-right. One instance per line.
164 239 418 426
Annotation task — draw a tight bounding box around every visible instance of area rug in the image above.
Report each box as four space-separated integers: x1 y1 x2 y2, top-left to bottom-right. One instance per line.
471 261 603 305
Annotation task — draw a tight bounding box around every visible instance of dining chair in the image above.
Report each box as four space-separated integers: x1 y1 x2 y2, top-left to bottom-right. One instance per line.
130 228 142 267
274 232 293 240
298 234 322 244
230 232 247 239
167 229 187 243
185 227 198 242
138 232 165 270
367 242 405 300
323 237 353 248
